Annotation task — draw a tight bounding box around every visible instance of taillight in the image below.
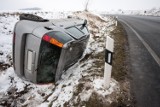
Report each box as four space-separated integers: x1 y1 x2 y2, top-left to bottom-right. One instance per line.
42 35 51 41
42 35 63 48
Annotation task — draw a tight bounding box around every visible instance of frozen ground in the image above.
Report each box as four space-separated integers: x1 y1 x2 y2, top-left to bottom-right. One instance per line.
0 11 119 107
100 8 160 16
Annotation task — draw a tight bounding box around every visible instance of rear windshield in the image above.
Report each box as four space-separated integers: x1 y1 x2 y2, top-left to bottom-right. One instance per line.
37 40 61 83
66 27 84 39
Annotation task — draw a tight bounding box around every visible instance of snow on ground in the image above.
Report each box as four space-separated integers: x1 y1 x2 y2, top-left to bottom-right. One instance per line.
100 7 160 16
0 11 119 107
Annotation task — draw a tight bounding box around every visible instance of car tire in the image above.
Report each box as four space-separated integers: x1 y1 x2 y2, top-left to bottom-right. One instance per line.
19 14 48 22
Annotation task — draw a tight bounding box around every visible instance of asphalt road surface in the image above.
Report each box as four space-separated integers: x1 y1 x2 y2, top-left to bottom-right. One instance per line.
118 15 160 107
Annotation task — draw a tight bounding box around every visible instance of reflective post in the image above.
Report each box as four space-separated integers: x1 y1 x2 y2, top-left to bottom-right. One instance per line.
115 16 118 26
104 36 114 89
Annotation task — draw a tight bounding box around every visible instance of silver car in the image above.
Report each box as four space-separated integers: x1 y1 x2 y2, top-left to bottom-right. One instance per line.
13 14 90 83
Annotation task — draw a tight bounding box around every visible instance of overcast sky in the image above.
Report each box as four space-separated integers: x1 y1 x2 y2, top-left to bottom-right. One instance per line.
0 0 160 11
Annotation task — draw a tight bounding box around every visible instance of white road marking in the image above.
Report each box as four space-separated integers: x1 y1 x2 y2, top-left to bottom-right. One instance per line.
119 19 160 67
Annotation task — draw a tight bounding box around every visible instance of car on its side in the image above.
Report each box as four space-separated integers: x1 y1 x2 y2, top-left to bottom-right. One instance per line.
13 14 90 83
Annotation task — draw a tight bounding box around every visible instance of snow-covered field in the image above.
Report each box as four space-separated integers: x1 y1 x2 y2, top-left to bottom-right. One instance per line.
121 8 160 16
101 8 160 16
0 11 119 107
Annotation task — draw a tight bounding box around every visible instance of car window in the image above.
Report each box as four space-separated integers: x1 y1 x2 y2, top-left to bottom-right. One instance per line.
76 25 89 34
47 31 72 44
37 40 61 83
66 27 84 39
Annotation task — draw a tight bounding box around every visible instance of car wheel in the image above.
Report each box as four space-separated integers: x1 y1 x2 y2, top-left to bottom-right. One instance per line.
19 14 48 22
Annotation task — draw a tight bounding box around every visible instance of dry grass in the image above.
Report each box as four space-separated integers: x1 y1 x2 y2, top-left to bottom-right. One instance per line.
111 21 128 81
110 20 135 107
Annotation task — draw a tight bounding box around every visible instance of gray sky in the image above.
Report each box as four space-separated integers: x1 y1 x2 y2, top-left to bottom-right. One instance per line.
0 0 160 11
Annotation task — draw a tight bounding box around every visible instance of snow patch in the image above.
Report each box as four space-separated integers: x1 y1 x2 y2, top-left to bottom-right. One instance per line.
93 78 119 97
100 8 160 16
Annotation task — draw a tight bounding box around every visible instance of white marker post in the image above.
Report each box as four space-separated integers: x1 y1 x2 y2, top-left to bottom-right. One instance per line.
115 16 118 26
115 21 118 26
104 36 114 89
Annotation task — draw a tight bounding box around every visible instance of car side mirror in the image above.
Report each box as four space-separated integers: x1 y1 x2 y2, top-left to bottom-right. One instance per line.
83 19 87 27
80 19 87 30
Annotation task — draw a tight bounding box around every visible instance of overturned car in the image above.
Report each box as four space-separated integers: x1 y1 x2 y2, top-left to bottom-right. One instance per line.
13 14 90 83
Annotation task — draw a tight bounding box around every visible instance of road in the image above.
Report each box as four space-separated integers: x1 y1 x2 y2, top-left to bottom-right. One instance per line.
118 15 160 107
